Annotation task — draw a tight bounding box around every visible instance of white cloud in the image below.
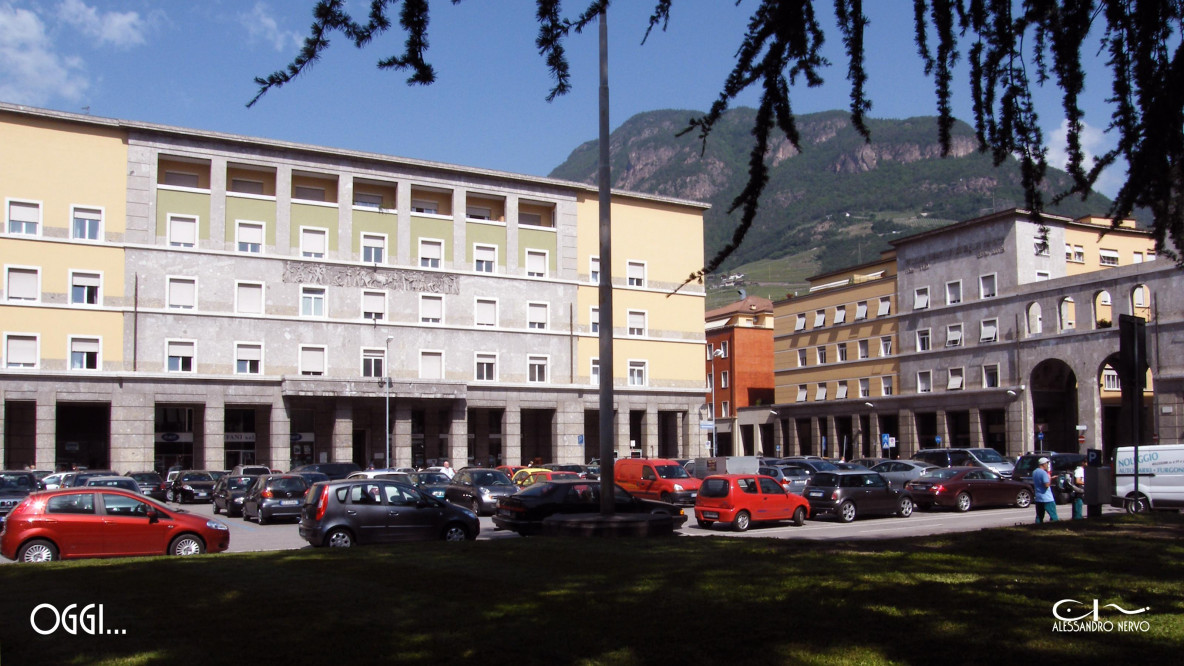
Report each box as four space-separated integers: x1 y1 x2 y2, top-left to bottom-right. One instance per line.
0 3 89 105
56 0 146 48
240 2 302 52
1047 118 1125 199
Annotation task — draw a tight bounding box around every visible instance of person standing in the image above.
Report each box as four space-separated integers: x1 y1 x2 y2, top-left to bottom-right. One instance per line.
1033 457 1059 523
441 460 455 479
1068 460 1087 519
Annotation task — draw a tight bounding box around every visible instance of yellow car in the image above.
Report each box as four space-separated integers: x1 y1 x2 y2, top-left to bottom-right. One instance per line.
512 468 580 488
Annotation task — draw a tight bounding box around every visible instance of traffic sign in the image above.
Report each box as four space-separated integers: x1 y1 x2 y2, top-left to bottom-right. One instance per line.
1077 434 1085 445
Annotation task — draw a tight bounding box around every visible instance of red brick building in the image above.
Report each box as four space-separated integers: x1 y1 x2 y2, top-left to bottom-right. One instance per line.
705 296 775 455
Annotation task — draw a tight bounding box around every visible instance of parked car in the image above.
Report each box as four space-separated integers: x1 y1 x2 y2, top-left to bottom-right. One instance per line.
850 457 889 468
913 448 1016 476
1 488 230 562
242 474 310 524
1 471 42 525
510 467 551 486
780 459 841 479
905 467 1034 511
614 458 702 506
1012 452 1087 504
346 470 413 482
83 476 142 493
289 462 362 481
291 471 331 487
300 479 479 546
516 469 580 489
407 471 452 500
230 464 271 477
66 470 118 487
126 471 168 501
40 473 69 490
758 465 806 494
834 462 870 470
212 474 259 517
496 465 526 480
445 468 518 515
804 470 915 522
870 460 939 488
542 463 589 478
695 474 810 531
493 479 686 536
168 470 217 503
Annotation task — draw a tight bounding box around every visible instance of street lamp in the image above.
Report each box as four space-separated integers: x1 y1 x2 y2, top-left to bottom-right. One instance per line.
710 347 724 456
384 335 394 469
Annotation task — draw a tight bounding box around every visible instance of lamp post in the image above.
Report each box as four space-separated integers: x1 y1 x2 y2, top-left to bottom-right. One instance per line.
710 348 724 456
385 335 394 469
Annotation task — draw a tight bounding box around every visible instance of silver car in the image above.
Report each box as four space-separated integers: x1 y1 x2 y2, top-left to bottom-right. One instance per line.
870 460 939 489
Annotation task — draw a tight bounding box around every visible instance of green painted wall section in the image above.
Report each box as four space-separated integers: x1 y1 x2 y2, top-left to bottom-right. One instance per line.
519 227 558 273
466 222 507 266
225 197 278 245
410 215 453 260
352 209 399 256
156 190 210 239
290 203 339 251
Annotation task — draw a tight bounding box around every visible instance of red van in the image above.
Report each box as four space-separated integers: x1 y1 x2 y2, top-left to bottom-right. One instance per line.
614 458 701 506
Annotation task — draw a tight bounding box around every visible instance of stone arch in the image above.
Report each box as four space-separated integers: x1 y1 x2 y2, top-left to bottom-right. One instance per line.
1093 290 1113 329
1027 301 1043 336
1030 359 1078 452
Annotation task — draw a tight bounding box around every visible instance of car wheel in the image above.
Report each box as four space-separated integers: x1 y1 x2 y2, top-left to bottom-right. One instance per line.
166 489 175 503
1014 489 1032 508
792 506 806 526
696 518 714 529
327 528 354 548
732 510 751 532
660 492 672 503
442 523 470 541
838 501 857 523
212 503 221 515
898 497 914 517
1126 494 1149 514
955 492 972 512
169 535 205 556
470 498 481 516
257 509 268 525
17 539 58 563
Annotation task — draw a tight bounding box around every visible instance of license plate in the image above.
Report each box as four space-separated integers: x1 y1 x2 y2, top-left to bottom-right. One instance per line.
807 490 822 498
432 491 445 498
280 500 299 506
195 492 208 498
702 511 719 520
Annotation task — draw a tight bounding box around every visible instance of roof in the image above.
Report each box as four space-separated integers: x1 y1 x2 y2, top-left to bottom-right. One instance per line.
705 296 775 321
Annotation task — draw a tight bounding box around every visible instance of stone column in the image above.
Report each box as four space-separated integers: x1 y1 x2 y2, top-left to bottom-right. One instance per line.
203 397 225 470
275 166 292 254
868 414 882 457
394 402 413 467
333 401 353 464
448 399 468 467
616 405 632 460
969 408 984 447
269 398 291 471
452 188 467 268
898 409 916 458
504 403 522 465
644 406 659 458
35 391 55 471
209 156 227 252
396 179 412 265
935 409 949 448
111 390 154 472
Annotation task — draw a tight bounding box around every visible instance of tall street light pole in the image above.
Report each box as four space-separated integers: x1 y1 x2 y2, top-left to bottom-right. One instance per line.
385 335 394 469
710 348 724 456
597 8 616 515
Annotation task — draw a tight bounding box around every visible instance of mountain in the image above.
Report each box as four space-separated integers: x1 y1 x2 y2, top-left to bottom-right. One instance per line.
549 108 1116 280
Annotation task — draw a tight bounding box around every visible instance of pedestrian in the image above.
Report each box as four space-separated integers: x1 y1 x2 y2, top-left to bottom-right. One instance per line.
441 460 455 479
1068 460 1087 519
1033 457 1059 523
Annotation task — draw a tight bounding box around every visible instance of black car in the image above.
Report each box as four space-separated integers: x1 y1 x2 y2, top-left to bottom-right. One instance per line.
242 475 310 524
0 471 41 524
212 474 260 517
126 471 168 501
493 479 688 536
803 470 915 522
407 471 451 501
1012 452 1087 504
299 479 479 546
168 470 217 503
445 468 518 515
292 471 331 487
289 462 361 481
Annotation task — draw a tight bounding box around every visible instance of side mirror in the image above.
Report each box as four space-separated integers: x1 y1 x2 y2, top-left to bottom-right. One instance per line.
146 509 159 524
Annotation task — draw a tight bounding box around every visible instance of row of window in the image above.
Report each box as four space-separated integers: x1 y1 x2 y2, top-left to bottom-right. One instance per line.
5 200 103 240
158 160 559 228
912 274 998 312
1064 243 1155 266
913 319 999 353
2 334 649 385
796 336 896 367
793 363 1003 402
793 296 893 332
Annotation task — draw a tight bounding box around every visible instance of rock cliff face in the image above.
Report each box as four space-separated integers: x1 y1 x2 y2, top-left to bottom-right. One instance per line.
549 108 1109 270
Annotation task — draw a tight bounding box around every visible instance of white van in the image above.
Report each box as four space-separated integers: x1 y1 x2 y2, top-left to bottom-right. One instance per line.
1113 444 1184 512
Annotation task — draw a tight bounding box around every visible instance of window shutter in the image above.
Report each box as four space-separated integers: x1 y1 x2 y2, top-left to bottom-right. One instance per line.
421 352 443 379
238 284 263 313
8 269 38 299
7 336 37 364
171 217 197 245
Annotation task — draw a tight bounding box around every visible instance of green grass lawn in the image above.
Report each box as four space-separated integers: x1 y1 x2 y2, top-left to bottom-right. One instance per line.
2 514 1181 665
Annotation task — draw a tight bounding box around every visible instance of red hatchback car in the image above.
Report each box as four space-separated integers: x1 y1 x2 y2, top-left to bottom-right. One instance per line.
0 488 230 563
695 474 810 531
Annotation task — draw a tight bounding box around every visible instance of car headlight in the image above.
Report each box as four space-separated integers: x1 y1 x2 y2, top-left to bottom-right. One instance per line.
183 484 193 491
673 484 684 492
479 487 492 496
207 520 229 531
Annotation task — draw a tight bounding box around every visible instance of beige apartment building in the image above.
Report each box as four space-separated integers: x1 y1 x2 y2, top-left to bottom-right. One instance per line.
745 209 1180 461
1 102 709 473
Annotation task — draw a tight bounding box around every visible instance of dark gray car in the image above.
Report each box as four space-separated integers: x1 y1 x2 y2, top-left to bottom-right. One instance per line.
803 470 915 523
870 460 939 488
242 474 309 524
300 479 479 546
444 468 517 515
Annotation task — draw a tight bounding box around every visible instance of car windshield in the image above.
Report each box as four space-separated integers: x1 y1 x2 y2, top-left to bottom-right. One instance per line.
700 478 730 498
130 473 161 483
810 473 840 487
414 473 449 485
973 449 1008 463
181 472 213 482
655 465 691 479
1014 457 1040 475
228 477 255 490
270 477 307 492
474 471 513 486
0 473 34 490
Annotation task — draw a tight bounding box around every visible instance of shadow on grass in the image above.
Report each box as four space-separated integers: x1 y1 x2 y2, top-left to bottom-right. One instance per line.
1 514 1181 665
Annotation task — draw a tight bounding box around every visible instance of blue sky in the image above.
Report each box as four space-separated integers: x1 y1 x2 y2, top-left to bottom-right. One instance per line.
1 0 1124 196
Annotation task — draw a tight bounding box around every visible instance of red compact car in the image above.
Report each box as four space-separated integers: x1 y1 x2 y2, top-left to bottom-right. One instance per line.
695 474 810 531
0 488 230 563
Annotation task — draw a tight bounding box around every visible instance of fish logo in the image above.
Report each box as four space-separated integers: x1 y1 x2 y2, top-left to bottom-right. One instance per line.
1053 599 1150 622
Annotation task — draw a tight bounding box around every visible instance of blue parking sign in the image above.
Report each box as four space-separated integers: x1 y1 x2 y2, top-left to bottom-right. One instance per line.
881 433 890 450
